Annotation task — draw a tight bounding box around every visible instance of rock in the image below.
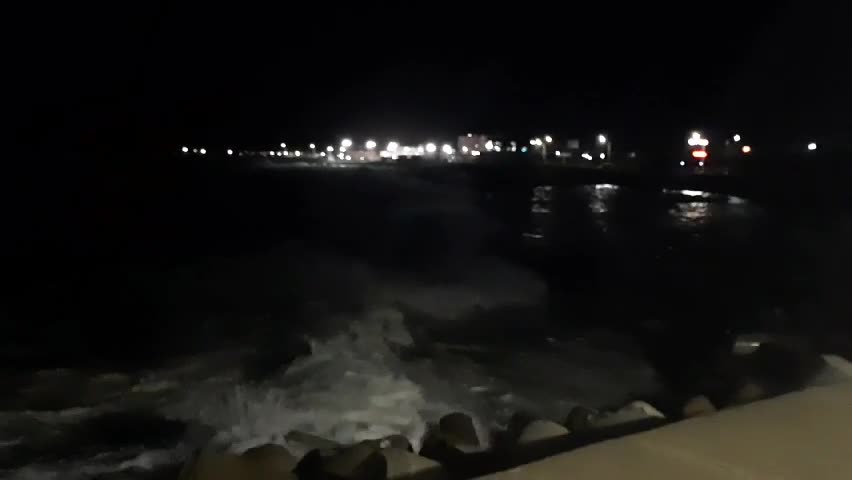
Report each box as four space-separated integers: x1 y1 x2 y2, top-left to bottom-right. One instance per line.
517 420 570 444
241 443 297 474
732 380 767 405
564 406 597 432
382 448 447 480
323 441 387 480
591 401 665 429
381 434 412 451
438 412 479 448
179 448 298 480
285 430 341 455
682 395 716 418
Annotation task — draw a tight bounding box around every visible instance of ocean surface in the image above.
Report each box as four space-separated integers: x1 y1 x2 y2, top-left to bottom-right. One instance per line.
3 168 852 478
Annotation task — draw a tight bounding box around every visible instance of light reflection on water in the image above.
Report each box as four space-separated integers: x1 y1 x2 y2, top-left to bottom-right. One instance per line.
524 183 755 242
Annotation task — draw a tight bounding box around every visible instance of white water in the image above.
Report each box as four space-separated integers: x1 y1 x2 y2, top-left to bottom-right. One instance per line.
1 305 663 479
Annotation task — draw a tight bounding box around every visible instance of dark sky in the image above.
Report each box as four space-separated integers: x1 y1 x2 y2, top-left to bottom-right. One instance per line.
9 1 852 155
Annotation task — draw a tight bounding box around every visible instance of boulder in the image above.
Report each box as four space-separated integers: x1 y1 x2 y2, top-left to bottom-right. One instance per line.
381 434 412 451
591 401 665 429
516 420 570 444
382 448 447 480
178 448 298 480
682 395 716 418
732 380 766 405
438 412 479 448
241 443 297 474
285 430 341 456
323 441 387 480
564 406 597 432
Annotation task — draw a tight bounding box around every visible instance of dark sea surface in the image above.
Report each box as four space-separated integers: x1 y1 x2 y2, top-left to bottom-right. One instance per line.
2 164 851 478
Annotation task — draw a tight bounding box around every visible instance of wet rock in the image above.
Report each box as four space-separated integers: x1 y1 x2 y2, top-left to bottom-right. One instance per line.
285 430 341 455
517 420 569 444
591 401 665 429
381 434 412 451
438 412 479 448
732 380 767 405
682 395 716 418
564 406 597 432
323 441 387 480
241 443 297 474
179 443 300 480
382 447 447 480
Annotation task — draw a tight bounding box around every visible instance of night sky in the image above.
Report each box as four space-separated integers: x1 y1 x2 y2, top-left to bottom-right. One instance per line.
10 1 852 156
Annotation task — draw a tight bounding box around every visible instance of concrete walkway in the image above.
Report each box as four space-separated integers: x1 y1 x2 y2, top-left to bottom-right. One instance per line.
479 383 852 480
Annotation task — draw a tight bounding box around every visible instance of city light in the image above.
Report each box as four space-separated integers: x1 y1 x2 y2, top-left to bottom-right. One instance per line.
808 142 818 151
680 161 686 166
326 146 334 152
733 134 741 142
600 153 606 160
485 140 494 151
192 148 198 153
692 150 708 159
530 139 536 146
181 146 189 153
283 151 289 156
227 149 233 155
366 140 377 150
199 148 207 155
339 146 346 152
698 161 704 167
426 143 437 153
442 144 453 154
471 150 481 156
387 141 399 152
555 150 561 156
295 150 301 157
521 146 528 153
598 134 607 144
320 152 326 157
462 146 469 153
416 145 424 154
280 143 287 149
269 151 275 156
742 145 752 154
345 155 352 161
545 135 553 143
337 153 344 160
467 133 473 138
581 153 593 161
309 143 316 149
341 138 353 148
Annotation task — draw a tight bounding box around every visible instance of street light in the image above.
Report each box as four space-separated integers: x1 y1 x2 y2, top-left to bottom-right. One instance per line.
808 142 818 151
226 149 233 155
309 143 316 150
366 140 377 150
326 146 334 152
733 134 741 142
181 146 189 153
545 135 553 143
387 141 399 152
280 143 287 149
426 143 437 153
199 148 207 155
442 144 453 155
597 134 607 144
341 138 353 148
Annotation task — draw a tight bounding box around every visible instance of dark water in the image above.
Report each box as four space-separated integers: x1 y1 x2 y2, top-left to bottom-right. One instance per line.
2 166 852 478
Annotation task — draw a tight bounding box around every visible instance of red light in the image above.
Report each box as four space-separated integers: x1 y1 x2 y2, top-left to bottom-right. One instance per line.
742 145 752 154
691 150 708 159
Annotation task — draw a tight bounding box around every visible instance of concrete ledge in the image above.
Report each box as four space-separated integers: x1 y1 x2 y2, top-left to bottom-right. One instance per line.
478 383 852 480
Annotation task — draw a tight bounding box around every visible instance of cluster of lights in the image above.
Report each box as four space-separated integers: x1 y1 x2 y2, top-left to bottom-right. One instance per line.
688 132 710 147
